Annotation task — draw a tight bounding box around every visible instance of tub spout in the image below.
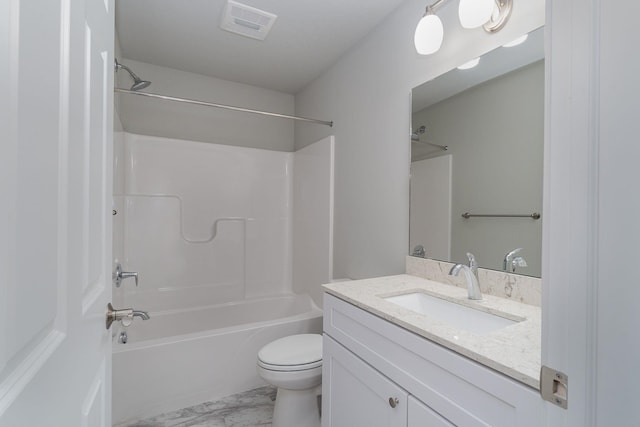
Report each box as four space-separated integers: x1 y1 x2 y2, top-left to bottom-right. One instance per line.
132 310 150 320
106 304 150 329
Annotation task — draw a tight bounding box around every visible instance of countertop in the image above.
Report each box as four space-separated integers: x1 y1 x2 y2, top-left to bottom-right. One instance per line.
323 274 541 389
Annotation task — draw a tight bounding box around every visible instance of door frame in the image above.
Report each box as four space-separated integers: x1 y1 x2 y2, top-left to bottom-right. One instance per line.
543 0 600 424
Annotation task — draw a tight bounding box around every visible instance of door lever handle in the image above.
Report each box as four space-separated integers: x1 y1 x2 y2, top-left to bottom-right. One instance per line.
113 263 138 287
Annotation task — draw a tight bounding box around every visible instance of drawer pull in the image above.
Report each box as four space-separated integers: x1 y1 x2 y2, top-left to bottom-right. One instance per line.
388 397 399 408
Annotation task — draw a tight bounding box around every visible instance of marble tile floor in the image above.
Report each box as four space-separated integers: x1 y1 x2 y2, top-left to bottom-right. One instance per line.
117 386 277 427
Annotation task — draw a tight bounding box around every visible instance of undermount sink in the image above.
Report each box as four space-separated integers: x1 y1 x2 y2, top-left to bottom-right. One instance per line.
382 292 519 335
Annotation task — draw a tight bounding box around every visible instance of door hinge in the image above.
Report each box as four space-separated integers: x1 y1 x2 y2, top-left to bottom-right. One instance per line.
540 366 568 409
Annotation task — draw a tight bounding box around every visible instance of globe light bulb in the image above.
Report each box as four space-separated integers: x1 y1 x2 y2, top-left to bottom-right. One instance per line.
502 34 528 48
414 12 444 55
457 57 480 70
458 0 495 29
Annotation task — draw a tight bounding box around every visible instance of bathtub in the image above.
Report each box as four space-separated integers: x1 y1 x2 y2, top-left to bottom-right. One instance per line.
112 293 322 425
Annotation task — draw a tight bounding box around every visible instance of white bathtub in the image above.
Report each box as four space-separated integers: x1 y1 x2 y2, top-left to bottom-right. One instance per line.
112 293 322 425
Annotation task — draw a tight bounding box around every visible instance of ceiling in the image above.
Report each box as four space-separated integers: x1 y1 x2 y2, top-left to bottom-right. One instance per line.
115 0 407 94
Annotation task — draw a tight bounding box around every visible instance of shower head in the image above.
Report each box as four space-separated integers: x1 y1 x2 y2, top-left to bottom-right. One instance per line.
115 58 151 91
411 125 426 141
130 78 151 91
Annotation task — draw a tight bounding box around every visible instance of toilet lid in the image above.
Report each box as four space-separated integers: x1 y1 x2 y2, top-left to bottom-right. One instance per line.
258 334 322 369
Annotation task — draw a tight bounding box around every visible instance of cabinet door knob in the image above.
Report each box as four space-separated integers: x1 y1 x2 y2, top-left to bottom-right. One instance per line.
388 397 399 408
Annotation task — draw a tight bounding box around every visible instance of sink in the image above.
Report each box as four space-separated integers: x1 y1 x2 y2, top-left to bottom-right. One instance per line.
383 292 519 335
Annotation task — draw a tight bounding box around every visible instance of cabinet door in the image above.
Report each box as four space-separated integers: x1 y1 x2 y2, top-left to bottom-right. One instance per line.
323 335 408 427
408 396 455 427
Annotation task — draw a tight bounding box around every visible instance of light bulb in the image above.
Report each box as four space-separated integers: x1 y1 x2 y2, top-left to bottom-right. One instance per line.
414 13 444 55
458 0 495 29
502 34 528 48
457 57 480 70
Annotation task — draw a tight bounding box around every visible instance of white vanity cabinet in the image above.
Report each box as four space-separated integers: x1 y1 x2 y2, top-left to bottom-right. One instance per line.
408 396 455 426
322 293 543 427
323 335 408 426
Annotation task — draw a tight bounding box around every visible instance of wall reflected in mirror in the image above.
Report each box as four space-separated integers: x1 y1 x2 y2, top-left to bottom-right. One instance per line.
410 27 544 277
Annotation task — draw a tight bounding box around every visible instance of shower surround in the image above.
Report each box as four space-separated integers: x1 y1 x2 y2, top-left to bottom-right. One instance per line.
114 132 295 305
111 132 332 424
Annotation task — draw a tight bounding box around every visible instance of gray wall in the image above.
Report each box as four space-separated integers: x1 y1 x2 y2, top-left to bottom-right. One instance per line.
413 61 544 275
294 0 544 280
116 59 295 151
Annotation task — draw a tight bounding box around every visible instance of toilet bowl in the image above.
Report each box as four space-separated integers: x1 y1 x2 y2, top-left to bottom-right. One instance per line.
257 334 322 427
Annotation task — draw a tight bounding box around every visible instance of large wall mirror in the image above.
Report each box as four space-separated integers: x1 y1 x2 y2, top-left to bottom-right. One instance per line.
410 27 544 277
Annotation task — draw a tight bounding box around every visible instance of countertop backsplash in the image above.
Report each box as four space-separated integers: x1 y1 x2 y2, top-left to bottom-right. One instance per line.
406 256 541 307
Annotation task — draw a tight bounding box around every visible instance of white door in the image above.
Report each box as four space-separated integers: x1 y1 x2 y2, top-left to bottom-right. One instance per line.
545 1 640 425
1 0 114 425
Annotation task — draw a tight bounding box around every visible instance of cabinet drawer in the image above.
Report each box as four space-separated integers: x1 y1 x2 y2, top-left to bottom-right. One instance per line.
323 294 542 427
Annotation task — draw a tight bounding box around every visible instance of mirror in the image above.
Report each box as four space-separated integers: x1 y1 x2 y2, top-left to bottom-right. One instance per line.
410 27 544 277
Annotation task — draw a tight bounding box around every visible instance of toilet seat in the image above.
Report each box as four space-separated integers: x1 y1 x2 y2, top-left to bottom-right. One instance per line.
257 359 322 372
257 334 322 372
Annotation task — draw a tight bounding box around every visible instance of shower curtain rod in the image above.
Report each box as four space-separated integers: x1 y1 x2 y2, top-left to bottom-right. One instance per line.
115 88 333 127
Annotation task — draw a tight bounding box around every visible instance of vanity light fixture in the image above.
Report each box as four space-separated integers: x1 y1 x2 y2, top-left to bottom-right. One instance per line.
414 0 514 55
457 57 480 70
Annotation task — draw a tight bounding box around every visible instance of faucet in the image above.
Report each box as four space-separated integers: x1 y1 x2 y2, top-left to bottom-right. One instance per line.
449 252 482 300
503 248 526 272
113 263 139 288
510 256 528 273
412 245 426 258
132 310 150 320
106 303 151 329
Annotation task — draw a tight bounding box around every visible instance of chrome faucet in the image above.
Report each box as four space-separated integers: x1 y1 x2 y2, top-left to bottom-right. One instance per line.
105 303 151 329
132 310 150 320
412 244 426 258
449 252 482 300
510 256 528 273
503 248 527 272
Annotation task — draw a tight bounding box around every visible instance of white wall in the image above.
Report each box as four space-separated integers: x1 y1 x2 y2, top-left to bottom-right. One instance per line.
292 137 335 306
116 59 295 151
295 0 544 280
114 133 294 312
413 61 544 275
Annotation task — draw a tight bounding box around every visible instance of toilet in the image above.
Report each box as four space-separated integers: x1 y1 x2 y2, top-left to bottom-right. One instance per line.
257 334 322 427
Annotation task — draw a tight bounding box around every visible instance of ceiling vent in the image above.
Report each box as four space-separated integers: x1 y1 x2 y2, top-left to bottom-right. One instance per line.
220 0 278 41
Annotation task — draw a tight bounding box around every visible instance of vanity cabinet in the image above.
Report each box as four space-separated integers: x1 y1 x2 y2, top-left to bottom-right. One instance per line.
322 293 543 427
323 335 408 426
324 334 454 426
408 396 455 427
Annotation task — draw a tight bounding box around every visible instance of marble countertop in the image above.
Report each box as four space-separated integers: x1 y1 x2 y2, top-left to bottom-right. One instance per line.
323 274 541 389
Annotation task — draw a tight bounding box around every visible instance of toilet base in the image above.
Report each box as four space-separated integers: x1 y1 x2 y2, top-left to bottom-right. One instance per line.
272 386 321 427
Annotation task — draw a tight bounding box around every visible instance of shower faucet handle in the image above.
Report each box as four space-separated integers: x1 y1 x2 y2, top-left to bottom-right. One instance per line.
113 263 138 288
